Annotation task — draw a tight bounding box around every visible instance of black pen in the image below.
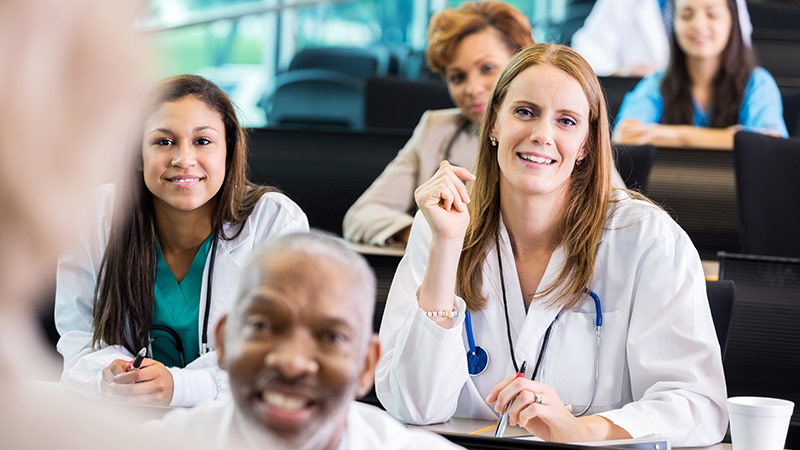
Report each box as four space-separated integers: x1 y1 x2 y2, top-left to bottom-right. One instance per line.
495 360 528 437
130 347 147 371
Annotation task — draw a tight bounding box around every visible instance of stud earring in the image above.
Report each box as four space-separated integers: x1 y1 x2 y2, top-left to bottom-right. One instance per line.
576 156 585 166
489 136 498 146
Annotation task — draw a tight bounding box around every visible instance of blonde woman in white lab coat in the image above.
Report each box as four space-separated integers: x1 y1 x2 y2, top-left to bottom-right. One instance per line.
376 43 728 446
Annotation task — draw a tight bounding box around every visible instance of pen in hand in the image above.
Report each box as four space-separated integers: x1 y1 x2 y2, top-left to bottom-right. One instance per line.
495 360 527 438
129 347 147 371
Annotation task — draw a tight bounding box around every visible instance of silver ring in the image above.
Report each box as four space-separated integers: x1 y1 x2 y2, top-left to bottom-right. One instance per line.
534 392 543 405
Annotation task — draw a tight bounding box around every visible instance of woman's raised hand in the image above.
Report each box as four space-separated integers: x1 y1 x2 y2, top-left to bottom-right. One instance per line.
414 160 476 242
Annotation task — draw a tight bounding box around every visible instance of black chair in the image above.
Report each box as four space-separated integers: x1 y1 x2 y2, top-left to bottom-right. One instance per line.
288 46 391 79
748 2 800 84
611 144 656 193
365 76 454 131
733 131 800 257
781 88 800 137
705 280 735 360
362 252 404 333
246 127 411 235
597 76 642 125
717 251 800 449
267 69 365 129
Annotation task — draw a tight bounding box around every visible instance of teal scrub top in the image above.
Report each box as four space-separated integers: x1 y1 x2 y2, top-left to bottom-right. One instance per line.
151 235 213 368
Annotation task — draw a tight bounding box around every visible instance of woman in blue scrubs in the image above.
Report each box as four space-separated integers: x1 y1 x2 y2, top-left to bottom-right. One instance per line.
613 0 788 148
55 75 309 406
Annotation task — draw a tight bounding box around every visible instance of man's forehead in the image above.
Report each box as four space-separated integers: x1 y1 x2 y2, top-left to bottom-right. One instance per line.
239 251 369 322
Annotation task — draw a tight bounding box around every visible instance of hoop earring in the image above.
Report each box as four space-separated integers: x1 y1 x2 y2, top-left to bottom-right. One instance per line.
489 136 498 147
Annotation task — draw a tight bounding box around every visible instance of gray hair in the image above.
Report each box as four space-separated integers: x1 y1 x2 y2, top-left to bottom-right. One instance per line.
234 230 376 326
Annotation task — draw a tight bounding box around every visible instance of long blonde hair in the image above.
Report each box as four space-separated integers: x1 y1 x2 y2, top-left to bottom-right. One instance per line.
457 43 612 311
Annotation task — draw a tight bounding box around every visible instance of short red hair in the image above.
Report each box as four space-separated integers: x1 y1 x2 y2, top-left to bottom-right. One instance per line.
426 1 533 75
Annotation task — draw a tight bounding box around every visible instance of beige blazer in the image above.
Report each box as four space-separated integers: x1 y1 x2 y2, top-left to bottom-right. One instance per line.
343 109 478 245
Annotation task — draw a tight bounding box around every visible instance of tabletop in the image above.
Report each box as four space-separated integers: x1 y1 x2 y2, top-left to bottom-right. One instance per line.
412 417 733 449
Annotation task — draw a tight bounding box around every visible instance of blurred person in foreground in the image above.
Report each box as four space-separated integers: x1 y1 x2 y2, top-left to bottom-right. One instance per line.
149 232 462 450
0 0 197 448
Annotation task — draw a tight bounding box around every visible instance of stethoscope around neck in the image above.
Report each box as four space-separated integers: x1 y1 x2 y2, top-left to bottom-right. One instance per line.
464 238 603 417
150 234 217 368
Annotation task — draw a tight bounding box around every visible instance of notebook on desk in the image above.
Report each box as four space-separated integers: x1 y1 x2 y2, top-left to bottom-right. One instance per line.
442 434 669 450
518 435 669 450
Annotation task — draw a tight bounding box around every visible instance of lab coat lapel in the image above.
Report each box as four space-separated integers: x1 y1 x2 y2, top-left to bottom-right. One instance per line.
495 222 527 339
517 246 564 379
495 214 563 374
196 220 252 348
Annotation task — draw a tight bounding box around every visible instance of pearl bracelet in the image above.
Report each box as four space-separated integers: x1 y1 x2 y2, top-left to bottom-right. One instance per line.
423 308 459 319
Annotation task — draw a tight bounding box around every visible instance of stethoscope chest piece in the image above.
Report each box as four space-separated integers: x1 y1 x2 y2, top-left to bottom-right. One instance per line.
464 310 489 376
467 346 489 376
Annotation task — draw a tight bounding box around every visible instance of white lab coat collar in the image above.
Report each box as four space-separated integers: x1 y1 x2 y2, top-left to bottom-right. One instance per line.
195 218 257 350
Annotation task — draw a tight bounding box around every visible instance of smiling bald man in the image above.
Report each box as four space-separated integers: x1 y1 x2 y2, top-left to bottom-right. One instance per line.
150 231 461 450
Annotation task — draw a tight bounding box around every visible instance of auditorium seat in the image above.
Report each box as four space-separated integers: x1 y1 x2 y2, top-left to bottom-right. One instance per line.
365 76 453 131
597 76 642 125
733 131 800 257
718 251 800 449
288 46 392 79
267 69 365 129
246 126 411 235
612 144 656 193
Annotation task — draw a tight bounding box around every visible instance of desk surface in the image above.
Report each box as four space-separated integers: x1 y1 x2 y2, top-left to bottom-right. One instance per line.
346 241 405 257
412 418 732 449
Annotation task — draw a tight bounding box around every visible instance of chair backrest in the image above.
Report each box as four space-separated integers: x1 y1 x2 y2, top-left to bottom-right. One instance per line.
597 76 642 125
749 2 800 83
705 280 735 360
733 131 800 257
611 144 657 193
288 46 391 79
361 252 403 333
268 69 365 129
246 126 411 235
365 76 454 131
781 88 800 138
717 251 800 447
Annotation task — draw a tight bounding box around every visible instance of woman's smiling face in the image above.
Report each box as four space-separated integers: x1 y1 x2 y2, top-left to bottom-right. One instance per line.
674 0 733 62
444 26 515 124
141 95 227 215
491 63 590 201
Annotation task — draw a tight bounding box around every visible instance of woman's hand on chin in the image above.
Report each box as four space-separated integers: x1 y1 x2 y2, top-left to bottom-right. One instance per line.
414 160 476 242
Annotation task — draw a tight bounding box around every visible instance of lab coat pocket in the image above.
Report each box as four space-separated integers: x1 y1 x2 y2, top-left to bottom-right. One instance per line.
543 309 628 413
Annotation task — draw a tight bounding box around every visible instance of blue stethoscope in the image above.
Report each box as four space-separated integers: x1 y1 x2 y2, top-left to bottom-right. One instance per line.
465 239 603 417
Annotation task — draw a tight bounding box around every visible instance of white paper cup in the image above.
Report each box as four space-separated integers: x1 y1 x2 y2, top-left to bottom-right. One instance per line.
728 396 794 450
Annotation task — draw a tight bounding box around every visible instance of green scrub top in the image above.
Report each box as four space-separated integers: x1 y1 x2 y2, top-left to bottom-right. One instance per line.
151 235 213 368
